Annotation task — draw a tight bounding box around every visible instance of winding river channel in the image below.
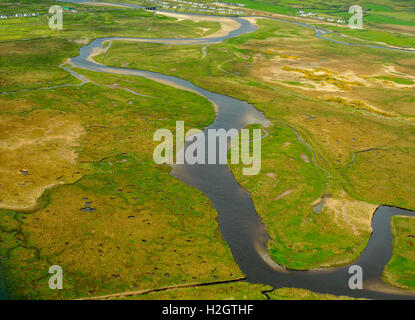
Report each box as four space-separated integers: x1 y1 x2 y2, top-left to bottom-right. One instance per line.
1 0 415 299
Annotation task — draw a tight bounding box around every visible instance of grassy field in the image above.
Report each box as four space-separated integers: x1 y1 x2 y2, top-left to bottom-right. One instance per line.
250 0 415 49
384 216 415 290
115 282 356 300
322 25 415 48
94 17 415 288
236 0 415 26
0 0 246 300
0 66 253 299
1 0 415 299
0 1 219 92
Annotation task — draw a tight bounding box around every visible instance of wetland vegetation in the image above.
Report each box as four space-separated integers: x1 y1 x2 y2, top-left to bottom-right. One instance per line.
1 0 414 299
94 17 415 288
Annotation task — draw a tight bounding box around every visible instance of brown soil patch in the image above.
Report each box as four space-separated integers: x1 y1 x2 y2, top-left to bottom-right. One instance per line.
0 109 85 210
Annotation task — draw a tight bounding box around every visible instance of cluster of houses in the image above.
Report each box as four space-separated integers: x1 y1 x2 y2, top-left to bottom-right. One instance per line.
298 10 346 24
0 12 39 19
212 1 245 7
145 0 245 15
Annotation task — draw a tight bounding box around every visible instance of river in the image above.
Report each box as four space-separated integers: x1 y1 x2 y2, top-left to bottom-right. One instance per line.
1 0 415 300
